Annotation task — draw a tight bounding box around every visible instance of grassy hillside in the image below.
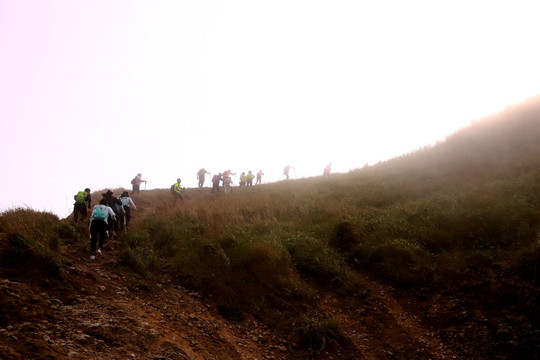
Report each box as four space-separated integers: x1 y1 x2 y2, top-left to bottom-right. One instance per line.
1 96 539 359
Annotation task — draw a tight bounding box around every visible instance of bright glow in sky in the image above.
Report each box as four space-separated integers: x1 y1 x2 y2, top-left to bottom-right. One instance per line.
1 1 539 218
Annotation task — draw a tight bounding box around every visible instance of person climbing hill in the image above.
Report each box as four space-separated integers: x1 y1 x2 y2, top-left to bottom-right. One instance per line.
120 191 137 229
247 171 255 186
131 173 146 195
211 173 222 193
239 172 247 187
88 199 116 260
101 190 123 238
223 169 235 183
224 176 232 194
283 165 294 180
324 162 332 176
197 168 210 188
73 188 92 222
172 178 184 203
256 170 264 185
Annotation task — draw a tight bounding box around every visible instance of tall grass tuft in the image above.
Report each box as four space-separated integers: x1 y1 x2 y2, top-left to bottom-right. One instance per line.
0 208 83 285
293 310 351 352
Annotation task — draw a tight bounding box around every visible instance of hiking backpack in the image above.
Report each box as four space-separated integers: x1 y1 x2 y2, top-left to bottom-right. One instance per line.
131 177 137 185
171 184 176 194
75 191 87 203
93 206 108 220
114 203 125 216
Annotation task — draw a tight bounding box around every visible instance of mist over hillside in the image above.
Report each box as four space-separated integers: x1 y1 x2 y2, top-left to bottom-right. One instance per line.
369 94 540 176
1 96 539 359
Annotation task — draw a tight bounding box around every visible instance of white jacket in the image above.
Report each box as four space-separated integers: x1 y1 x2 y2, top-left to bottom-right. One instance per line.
89 204 116 230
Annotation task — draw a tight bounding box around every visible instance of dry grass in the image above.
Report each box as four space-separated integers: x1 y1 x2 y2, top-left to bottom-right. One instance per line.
1 96 539 353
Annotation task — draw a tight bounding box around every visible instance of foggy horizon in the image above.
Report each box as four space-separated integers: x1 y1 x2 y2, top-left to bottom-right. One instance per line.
1 1 539 217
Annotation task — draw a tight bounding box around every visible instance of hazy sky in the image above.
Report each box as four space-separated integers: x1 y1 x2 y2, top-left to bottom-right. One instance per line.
1 1 539 218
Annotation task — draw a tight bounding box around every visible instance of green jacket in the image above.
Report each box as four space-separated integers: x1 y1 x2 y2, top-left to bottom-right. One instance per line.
174 183 183 194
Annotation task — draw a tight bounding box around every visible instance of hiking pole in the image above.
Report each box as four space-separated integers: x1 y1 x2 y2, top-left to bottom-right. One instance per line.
144 181 147 190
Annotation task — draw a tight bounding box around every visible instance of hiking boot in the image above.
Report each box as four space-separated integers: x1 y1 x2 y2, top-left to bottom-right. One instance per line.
97 249 102 256
90 255 95 260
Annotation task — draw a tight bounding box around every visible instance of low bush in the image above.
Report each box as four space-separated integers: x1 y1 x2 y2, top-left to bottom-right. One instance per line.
284 233 364 295
119 232 158 276
1 232 63 284
172 235 298 309
293 310 351 352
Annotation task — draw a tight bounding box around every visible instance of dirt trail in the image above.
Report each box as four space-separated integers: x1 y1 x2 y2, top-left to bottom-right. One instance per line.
0 236 295 360
66 239 294 360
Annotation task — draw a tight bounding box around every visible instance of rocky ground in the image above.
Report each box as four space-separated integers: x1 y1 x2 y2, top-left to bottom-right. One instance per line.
0 237 536 359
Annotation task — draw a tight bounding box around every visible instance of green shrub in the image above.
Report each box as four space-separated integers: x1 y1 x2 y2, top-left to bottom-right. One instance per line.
293 310 351 352
3 232 31 265
330 220 360 253
350 238 432 287
284 233 364 295
119 232 157 276
120 247 157 276
169 233 305 316
54 222 79 240
1 232 63 283
48 237 60 251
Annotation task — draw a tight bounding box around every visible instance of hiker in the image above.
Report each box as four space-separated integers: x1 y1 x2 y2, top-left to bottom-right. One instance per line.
283 165 294 180
323 162 331 176
101 190 123 238
223 169 236 181
73 188 92 222
247 171 255 186
224 176 232 194
120 191 137 229
211 173 222 193
131 173 146 194
239 172 247 187
197 168 210 188
89 199 116 260
173 178 184 202
256 170 264 185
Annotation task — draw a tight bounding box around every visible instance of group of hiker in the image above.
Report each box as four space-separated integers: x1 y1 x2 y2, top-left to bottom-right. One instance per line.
73 175 141 260
200 163 330 193
206 169 265 194
209 170 234 194
74 163 332 259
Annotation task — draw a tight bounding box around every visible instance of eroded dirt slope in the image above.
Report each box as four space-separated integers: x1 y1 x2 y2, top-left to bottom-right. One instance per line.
1 234 536 359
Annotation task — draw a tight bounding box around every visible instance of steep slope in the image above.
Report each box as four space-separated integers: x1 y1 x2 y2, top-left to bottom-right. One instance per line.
1 96 539 359
0 232 461 360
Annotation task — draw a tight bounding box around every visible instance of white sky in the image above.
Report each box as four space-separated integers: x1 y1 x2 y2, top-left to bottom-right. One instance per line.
1 0 539 218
